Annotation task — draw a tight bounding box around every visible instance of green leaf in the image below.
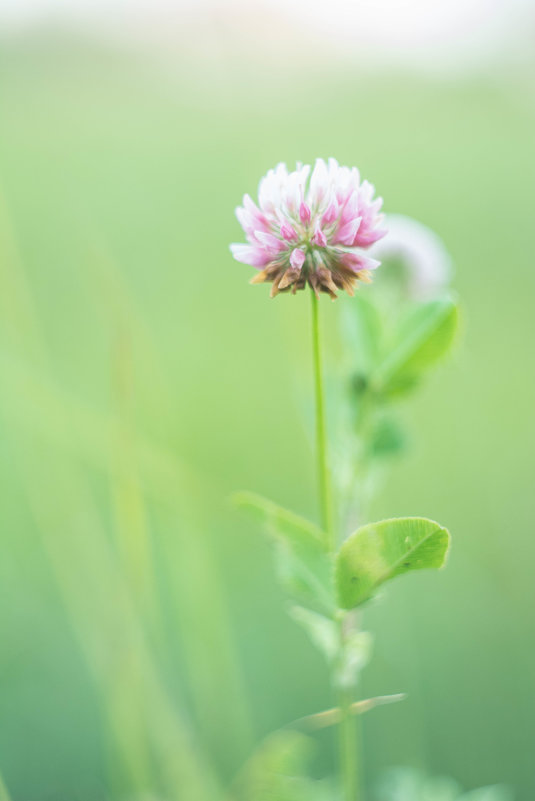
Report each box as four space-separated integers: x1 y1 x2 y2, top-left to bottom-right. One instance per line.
233 492 334 612
369 416 406 459
461 788 513 801
335 629 373 689
378 768 460 801
376 298 458 395
378 769 513 801
231 731 334 801
234 491 325 547
340 295 383 373
289 606 338 663
336 517 451 609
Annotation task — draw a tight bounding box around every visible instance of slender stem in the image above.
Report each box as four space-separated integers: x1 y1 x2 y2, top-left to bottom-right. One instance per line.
310 288 359 801
339 686 359 801
310 289 335 551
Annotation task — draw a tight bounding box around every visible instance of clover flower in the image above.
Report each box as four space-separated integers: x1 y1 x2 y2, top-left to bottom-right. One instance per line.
230 159 387 298
372 214 452 300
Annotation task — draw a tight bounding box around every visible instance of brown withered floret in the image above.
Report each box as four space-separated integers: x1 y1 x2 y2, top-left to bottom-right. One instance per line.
250 257 371 299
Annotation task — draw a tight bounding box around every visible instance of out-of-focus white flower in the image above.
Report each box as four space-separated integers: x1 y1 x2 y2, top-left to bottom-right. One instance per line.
372 214 452 299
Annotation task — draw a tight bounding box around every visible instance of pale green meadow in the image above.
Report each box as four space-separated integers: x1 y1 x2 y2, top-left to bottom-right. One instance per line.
0 28 534 801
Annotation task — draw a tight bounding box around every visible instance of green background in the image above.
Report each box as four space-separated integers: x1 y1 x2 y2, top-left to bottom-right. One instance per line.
0 30 534 800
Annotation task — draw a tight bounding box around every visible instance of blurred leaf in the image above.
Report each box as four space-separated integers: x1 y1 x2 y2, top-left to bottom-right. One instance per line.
234 491 325 548
335 629 373 689
336 517 451 609
369 417 407 459
341 295 383 373
461 788 513 801
339 295 382 372
289 605 373 689
376 298 459 396
233 492 334 612
377 768 513 801
377 767 460 801
289 606 338 663
230 730 334 801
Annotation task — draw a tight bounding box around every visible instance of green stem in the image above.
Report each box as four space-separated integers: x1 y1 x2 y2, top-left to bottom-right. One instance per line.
310 289 335 551
310 289 359 801
339 686 359 801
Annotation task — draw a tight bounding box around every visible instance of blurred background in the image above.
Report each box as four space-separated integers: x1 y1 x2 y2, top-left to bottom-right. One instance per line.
0 0 534 799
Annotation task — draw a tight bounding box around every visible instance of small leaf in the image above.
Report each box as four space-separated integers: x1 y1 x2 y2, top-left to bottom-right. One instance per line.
234 491 325 547
340 295 383 373
289 606 338 663
461 788 513 801
335 630 373 689
376 298 458 395
231 731 334 801
234 492 334 612
336 517 451 609
377 768 460 801
369 417 406 459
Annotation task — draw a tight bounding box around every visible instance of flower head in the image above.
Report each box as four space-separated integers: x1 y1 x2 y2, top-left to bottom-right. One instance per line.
371 214 452 300
230 159 387 299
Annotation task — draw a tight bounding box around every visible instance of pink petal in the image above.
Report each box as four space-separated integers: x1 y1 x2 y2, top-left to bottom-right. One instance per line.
321 200 339 226
242 194 270 231
334 216 362 246
353 228 388 247
280 221 298 242
308 158 329 206
339 190 359 225
230 243 270 267
235 207 257 238
312 225 327 247
290 248 306 270
299 202 311 225
339 251 381 272
254 231 287 254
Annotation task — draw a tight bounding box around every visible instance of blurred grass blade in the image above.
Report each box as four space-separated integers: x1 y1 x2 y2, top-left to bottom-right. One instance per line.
0 772 12 801
0 189 47 364
0 209 227 798
109 319 158 626
4 429 222 800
